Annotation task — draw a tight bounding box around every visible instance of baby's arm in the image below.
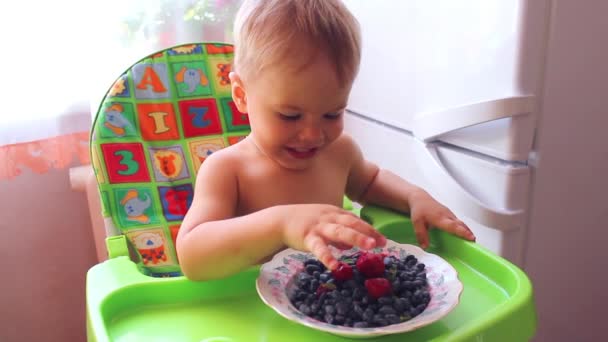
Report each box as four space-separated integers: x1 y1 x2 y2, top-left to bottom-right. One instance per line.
343 135 475 248
177 151 386 280
177 152 286 280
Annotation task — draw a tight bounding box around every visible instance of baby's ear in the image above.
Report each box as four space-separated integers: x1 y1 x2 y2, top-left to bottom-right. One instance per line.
229 72 248 113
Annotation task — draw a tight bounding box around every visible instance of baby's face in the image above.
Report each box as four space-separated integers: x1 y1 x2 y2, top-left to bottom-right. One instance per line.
241 51 352 170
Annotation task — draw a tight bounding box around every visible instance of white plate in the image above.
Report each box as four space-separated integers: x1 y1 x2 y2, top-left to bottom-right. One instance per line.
256 240 463 338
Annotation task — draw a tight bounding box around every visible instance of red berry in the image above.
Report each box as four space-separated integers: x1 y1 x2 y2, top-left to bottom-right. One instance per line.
364 278 391 298
331 262 353 281
356 252 385 278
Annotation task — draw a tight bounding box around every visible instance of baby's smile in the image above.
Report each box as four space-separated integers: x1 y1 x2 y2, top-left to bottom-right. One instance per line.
285 146 319 159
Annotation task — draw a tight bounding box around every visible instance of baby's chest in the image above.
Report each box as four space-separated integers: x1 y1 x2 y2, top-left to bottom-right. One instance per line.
236 166 348 213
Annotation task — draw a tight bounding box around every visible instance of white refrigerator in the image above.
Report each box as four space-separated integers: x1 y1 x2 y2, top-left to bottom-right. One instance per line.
342 1 608 341
342 0 549 266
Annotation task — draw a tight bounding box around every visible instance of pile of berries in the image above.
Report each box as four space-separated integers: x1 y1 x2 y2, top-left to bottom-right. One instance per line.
288 251 431 328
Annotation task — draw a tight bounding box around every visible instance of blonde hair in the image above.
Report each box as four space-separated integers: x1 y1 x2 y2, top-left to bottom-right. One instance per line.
233 0 361 86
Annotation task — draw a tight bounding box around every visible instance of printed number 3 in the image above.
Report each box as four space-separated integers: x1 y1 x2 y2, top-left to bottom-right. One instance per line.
115 150 139 175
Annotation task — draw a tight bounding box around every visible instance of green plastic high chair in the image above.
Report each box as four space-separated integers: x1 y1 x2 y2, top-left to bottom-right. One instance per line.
86 43 536 341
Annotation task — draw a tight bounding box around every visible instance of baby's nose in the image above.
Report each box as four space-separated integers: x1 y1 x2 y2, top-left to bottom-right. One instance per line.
298 124 323 142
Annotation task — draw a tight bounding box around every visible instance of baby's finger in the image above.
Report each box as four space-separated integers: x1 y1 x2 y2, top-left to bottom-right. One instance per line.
412 218 430 249
320 223 377 250
331 242 353 250
304 234 338 270
436 217 476 241
336 213 387 247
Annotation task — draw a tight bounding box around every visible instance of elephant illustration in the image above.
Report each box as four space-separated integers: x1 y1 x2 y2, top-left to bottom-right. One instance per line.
104 104 133 136
120 190 152 224
175 67 209 93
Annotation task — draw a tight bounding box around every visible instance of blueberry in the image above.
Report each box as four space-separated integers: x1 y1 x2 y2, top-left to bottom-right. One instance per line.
304 259 321 267
379 305 397 315
312 271 321 279
299 304 312 315
353 322 369 328
392 279 401 292
398 297 412 311
340 289 352 298
324 305 336 315
296 291 308 301
378 296 394 305
353 288 364 300
416 263 425 271
353 304 365 319
334 314 346 325
311 303 320 314
393 298 406 313
413 279 425 287
319 272 330 282
324 313 335 324
310 279 320 292
343 280 358 289
306 264 321 274
373 317 389 327
336 301 350 316
362 308 374 322
385 314 401 325
383 257 392 266
288 290 298 302
344 318 353 327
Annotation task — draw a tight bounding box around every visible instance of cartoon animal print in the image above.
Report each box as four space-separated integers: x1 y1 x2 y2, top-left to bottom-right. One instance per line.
153 150 183 179
132 232 167 265
217 63 231 85
195 143 223 163
175 67 209 93
104 104 133 137
120 190 151 223
164 188 190 216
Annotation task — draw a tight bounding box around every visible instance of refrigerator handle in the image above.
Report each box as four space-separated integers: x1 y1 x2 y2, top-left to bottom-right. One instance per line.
413 140 524 232
413 95 535 142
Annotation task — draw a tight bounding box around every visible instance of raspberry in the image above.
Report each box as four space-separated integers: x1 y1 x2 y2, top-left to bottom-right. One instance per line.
356 252 385 278
364 278 391 298
332 262 353 281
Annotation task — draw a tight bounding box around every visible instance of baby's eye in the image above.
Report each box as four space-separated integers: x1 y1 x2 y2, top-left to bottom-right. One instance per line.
278 113 301 121
324 112 343 120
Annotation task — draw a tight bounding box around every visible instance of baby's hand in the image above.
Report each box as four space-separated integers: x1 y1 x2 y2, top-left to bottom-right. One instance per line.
280 204 386 270
408 190 476 249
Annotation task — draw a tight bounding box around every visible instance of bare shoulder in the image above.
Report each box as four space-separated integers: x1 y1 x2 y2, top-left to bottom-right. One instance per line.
196 141 248 176
328 133 363 164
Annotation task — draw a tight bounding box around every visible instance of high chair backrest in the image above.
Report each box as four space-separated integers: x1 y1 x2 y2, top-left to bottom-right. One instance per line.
90 43 249 277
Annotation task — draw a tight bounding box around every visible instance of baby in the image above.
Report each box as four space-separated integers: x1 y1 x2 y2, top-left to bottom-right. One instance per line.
177 0 475 281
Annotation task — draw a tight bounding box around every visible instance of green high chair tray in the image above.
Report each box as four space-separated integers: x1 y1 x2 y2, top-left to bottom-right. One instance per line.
86 43 536 341
87 206 536 341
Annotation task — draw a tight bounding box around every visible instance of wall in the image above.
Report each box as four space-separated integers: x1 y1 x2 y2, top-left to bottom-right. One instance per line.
0 167 97 341
524 1 608 341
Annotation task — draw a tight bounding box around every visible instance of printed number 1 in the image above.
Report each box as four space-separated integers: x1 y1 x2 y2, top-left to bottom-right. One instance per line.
115 150 139 175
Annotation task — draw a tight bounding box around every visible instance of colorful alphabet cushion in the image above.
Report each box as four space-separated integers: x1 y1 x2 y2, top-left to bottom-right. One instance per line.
90 43 249 277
